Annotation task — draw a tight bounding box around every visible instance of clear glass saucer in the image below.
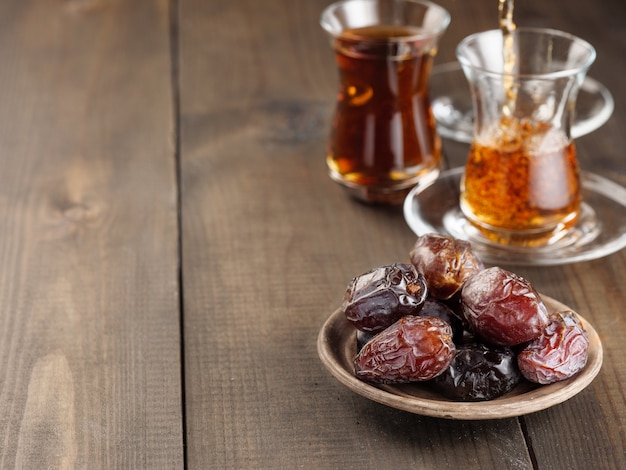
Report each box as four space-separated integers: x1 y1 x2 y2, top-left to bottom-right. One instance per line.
403 167 626 266
430 62 615 144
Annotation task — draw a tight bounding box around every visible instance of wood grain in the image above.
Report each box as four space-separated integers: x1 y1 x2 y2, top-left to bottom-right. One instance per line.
179 0 626 468
178 0 527 468
0 0 623 468
0 0 183 467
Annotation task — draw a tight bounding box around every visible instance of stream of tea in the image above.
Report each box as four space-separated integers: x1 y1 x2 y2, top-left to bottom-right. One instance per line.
499 0 517 117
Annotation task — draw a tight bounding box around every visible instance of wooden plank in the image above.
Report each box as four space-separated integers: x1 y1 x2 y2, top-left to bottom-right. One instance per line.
0 0 183 467
495 1 626 468
178 1 533 468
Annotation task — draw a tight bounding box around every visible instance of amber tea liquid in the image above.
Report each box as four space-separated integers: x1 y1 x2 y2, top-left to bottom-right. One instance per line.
461 119 581 243
327 25 442 203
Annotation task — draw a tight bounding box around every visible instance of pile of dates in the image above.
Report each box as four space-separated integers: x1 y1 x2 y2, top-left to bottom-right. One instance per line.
342 233 590 401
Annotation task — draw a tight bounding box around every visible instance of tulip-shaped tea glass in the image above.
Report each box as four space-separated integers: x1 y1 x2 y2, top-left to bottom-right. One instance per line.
320 0 450 204
457 28 596 246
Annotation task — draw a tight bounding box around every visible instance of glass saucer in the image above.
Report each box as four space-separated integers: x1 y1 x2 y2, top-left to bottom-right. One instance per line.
403 167 626 266
430 62 615 144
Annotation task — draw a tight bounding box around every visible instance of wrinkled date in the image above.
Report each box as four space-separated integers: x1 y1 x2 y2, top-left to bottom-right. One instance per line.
344 236 591 400
429 342 520 401
518 311 589 384
461 267 549 346
410 233 484 300
343 264 428 333
354 316 455 383
419 298 464 343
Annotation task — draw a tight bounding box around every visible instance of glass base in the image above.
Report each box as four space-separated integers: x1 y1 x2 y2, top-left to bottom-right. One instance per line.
331 168 440 205
458 203 585 248
403 167 626 265
448 203 599 251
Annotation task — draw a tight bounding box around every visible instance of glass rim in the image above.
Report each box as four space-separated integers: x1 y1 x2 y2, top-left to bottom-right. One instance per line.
320 0 451 42
456 27 597 79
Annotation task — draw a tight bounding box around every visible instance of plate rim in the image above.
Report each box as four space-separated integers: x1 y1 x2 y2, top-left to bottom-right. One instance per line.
317 295 603 420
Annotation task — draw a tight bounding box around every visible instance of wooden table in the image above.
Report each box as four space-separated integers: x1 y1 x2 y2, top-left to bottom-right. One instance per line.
0 0 624 468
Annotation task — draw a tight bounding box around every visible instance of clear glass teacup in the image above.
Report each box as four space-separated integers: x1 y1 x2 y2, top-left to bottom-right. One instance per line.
320 0 450 204
457 27 596 246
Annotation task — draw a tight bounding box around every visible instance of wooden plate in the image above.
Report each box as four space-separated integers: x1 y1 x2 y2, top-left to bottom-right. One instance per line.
317 295 603 420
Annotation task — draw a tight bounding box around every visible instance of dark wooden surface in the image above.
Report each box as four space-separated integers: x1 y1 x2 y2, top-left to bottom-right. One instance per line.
0 0 624 468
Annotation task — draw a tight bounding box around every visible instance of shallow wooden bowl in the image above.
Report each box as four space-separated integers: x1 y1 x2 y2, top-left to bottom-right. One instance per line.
317 295 603 420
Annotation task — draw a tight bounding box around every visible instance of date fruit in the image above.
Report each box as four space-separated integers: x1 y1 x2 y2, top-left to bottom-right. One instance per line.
419 298 464 343
356 329 375 352
429 342 520 401
343 264 428 333
410 233 484 300
354 316 455 383
461 267 549 346
341 235 593 401
517 311 589 384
